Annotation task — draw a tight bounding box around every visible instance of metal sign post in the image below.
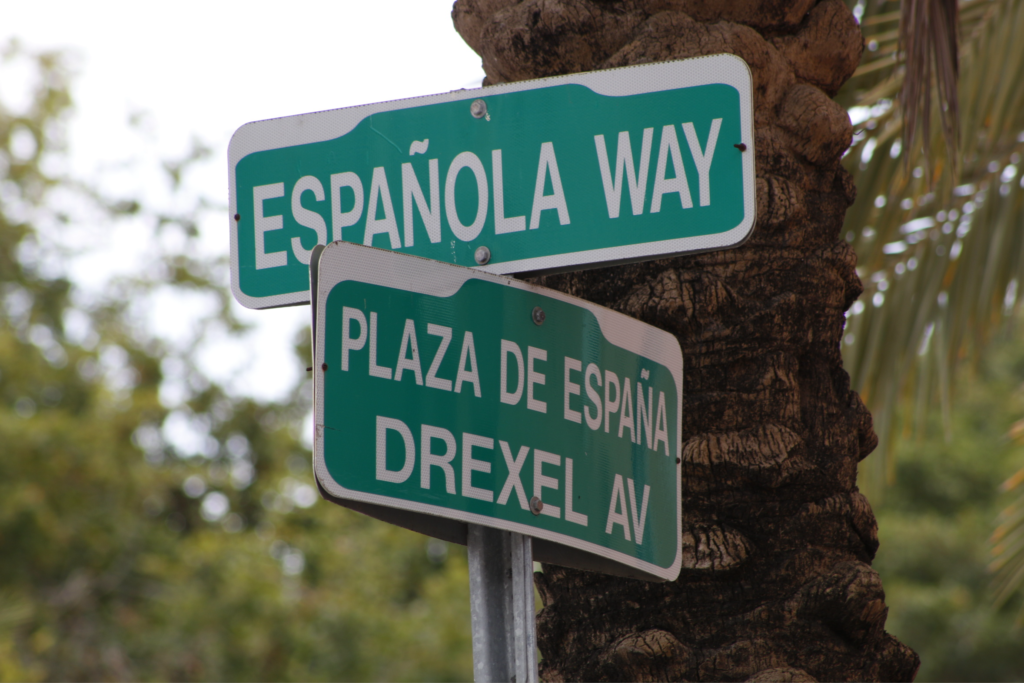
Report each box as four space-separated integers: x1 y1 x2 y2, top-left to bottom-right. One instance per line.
468 526 537 683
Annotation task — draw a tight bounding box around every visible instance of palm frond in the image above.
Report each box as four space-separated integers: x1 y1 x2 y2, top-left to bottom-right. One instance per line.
900 0 960 174
991 431 1024 622
838 0 1024 492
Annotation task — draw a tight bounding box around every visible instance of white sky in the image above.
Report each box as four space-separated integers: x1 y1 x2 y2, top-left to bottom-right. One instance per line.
4 1 485 402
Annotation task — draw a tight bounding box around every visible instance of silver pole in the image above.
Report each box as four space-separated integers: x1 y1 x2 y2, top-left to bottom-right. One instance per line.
467 525 538 683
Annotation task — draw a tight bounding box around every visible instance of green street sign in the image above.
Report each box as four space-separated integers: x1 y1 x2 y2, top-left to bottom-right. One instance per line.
312 241 683 581
231 55 754 309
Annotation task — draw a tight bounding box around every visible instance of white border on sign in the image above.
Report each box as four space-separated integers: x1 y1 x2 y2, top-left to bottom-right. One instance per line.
312 241 684 582
230 54 755 310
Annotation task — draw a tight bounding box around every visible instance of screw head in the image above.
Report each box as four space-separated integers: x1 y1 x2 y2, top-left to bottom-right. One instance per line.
321 362 328 372
233 213 241 221
532 306 545 326
474 245 491 265
530 496 544 515
470 99 487 119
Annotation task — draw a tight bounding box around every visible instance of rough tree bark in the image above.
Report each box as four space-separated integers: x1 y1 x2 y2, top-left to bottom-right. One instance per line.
452 1 920 681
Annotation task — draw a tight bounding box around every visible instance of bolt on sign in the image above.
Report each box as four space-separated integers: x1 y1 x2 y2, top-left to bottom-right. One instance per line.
231 55 754 309
312 241 683 581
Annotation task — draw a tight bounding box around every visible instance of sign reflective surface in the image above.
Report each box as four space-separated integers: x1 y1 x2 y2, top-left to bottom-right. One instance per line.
313 241 683 581
232 55 754 309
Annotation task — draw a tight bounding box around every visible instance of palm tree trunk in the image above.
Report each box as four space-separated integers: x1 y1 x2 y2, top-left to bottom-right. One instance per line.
453 1 920 681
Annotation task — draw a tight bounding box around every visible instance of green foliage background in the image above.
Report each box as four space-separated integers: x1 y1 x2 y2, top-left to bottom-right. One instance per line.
873 327 1024 681
0 44 472 681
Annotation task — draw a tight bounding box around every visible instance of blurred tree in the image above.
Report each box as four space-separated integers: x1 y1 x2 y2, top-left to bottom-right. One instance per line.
0 42 472 682
991 420 1024 623
874 326 1024 681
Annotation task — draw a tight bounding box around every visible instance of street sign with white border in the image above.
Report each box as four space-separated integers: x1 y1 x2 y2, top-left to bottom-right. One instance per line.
312 241 683 581
232 55 754 309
